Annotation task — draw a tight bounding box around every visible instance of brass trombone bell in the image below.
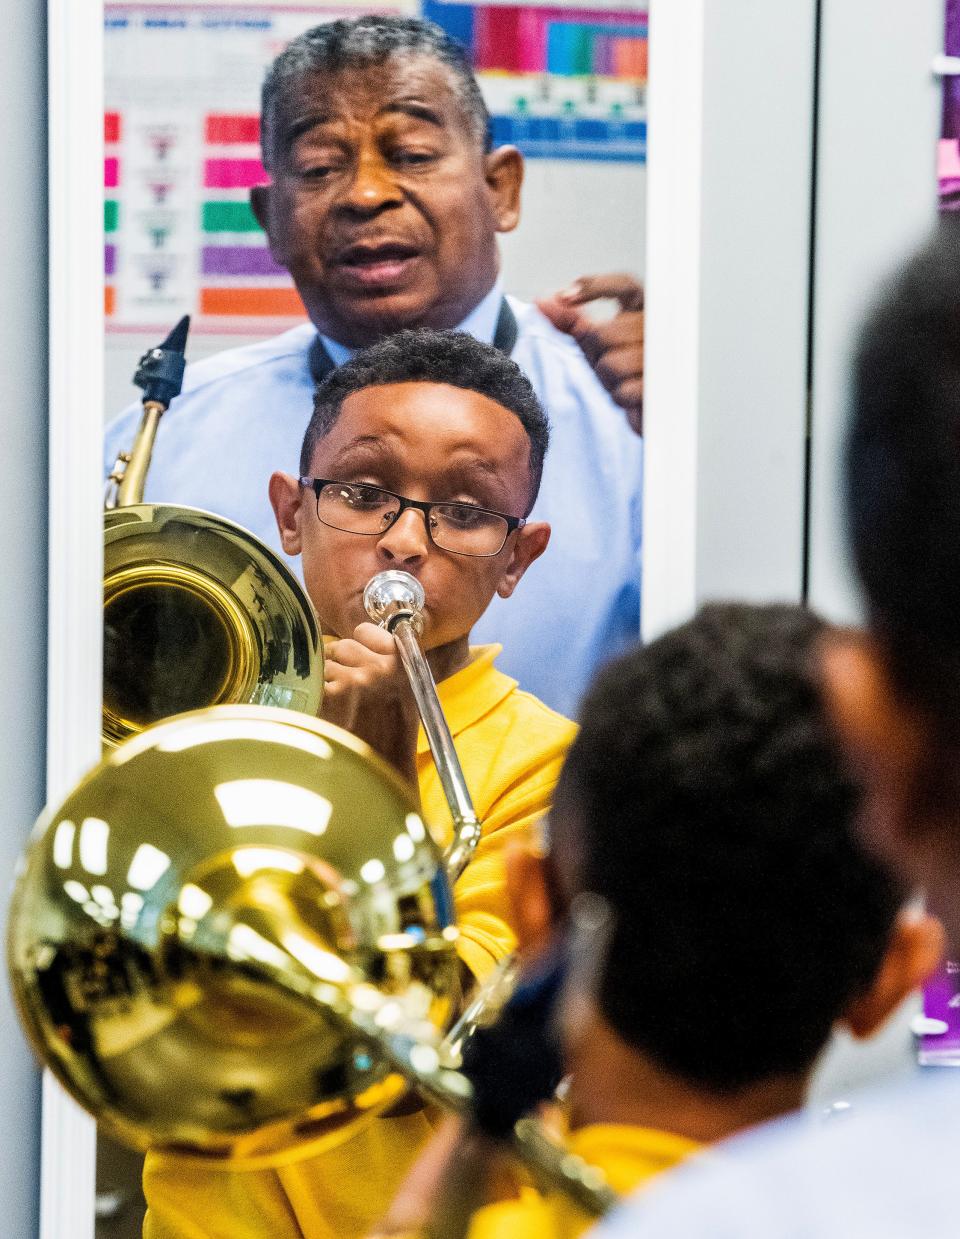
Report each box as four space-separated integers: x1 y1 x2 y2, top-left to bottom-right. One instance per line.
9 705 459 1168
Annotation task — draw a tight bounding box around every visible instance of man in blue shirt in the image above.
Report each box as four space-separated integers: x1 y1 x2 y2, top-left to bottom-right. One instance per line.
104 15 644 718
590 222 960 1238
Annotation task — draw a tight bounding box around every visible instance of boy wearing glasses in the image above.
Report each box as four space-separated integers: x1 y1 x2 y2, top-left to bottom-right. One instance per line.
141 329 574 1239
270 327 568 976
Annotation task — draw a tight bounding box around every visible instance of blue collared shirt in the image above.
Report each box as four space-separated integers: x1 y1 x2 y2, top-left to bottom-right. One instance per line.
104 288 642 718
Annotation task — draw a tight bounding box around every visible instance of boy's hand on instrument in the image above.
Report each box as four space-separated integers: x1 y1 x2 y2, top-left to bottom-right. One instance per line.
322 622 421 785
369 1115 519 1238
537 272 645 434
368 1115 465 1237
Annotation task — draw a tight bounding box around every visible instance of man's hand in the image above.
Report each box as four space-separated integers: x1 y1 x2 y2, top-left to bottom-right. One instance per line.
537 272 645 434
321 622 421 787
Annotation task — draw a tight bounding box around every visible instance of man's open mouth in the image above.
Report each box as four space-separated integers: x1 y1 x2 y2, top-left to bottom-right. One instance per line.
335 242 421 287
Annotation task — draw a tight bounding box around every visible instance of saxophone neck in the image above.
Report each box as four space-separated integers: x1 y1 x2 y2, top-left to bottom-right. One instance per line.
104 313 191 510
105 399 165 509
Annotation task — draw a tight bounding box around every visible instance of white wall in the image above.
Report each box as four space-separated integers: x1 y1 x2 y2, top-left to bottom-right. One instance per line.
501 160 646 299
44 4 105 1235
641 0 817 640
806 0 942 624
0 2 48 1234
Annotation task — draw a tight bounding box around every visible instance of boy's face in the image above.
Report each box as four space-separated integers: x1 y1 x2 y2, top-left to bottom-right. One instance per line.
270 381 550 647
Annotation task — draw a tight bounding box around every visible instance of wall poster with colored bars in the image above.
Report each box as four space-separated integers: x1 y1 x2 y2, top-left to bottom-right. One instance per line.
103 1 647 335
104 4 412 334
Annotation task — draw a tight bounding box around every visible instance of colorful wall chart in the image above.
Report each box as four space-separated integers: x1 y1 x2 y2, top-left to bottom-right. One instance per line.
424 1 647 162
105 4 395 332
105 1 645 333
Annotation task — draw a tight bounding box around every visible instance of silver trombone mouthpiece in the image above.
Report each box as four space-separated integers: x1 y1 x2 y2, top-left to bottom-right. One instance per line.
363 570 425 633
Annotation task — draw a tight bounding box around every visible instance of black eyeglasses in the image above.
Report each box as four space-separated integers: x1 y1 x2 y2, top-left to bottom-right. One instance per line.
298 478 525 558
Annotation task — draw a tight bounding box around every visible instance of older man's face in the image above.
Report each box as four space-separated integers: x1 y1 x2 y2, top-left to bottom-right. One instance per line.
252 56 523 348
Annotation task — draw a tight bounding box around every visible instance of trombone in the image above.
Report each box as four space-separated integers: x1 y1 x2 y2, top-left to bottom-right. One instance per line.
102 316 322 746
7 704 615 1220
26 320 615 1222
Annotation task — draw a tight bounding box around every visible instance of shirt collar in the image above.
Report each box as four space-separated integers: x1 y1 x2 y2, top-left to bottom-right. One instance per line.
450 278 504 344
319 279 505 367
416 643 515 756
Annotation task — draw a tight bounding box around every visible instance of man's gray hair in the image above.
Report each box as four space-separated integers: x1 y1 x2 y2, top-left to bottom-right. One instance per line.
261 15 491 169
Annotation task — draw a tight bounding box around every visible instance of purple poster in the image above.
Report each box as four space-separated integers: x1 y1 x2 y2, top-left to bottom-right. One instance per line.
920 959 960 1066
939 0 960 208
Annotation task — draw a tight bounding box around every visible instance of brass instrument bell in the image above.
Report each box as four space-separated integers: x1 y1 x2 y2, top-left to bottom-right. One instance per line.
9 705 459 1167
103 506 322 746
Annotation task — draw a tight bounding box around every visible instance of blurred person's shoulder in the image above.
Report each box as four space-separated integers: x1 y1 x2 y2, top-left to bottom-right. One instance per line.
592 1071 960 1239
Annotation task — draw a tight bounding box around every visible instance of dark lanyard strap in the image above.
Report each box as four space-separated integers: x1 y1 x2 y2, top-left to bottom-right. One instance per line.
307 297 519 386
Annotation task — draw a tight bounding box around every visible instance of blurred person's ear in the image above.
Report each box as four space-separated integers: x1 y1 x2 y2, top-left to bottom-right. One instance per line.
841 907 945 1039
818 629 932 884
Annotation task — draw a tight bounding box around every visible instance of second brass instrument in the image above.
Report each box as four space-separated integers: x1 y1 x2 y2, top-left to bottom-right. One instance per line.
102 317 322 746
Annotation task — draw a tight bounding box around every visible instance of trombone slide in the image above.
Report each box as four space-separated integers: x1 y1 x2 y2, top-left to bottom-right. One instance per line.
363 570 482 882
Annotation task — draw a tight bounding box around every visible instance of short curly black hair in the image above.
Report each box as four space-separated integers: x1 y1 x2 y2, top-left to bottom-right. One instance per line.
261 16 491 170
301 328 549 514
848 218 960 738
555 603 903 1093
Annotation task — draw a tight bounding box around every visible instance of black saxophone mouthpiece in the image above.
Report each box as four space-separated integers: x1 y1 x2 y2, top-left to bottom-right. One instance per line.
133 314 191 408
161 313 191 355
